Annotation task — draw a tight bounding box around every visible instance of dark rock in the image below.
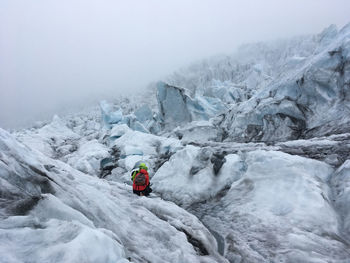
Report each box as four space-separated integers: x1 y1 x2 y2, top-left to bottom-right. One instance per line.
7 196 41 216
211 152 227 175
190 166 202 176
179 228 209 256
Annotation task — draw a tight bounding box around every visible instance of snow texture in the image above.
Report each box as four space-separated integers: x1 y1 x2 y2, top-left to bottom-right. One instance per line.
2 23 350 263
0 128 226 263
153 147 350 262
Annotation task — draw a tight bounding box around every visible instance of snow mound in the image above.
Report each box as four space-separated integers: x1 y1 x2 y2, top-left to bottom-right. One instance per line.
65 139 110 175
15 115 80 158
152 145 244 206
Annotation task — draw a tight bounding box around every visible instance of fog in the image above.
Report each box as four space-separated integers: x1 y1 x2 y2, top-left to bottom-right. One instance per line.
1 0 349 129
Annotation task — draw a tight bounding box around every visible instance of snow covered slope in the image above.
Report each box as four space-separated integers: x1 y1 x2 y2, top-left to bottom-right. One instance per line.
0 128 227 263
2 23 350 263
153 146 350 262
163 24 350 143
217 23 350 142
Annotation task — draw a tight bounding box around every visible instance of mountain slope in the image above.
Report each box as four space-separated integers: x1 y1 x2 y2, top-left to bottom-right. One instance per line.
2 23 350 263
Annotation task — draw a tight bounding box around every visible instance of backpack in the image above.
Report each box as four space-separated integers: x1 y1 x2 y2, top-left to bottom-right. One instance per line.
134 172 146 186
131 169 138 181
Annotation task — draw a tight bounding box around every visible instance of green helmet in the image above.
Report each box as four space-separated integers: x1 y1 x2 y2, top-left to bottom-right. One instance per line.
139 163 148 171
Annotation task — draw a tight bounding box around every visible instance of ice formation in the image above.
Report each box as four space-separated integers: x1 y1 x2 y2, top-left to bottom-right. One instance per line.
157 82 226 129
0 128 226 263
2 23 350 263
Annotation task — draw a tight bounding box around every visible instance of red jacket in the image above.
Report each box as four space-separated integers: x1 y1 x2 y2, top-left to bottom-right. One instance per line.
132 169 150 191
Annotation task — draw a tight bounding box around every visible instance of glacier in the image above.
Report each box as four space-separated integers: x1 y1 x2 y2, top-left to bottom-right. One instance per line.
157 82 226 130
1 23 350 263
0 128 226 263
167 24 350 143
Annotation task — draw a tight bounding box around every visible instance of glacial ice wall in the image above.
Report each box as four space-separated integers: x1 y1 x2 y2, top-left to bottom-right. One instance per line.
217 24 350 142
156 82 226 130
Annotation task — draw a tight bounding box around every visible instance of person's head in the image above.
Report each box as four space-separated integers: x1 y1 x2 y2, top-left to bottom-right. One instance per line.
139 163 148 171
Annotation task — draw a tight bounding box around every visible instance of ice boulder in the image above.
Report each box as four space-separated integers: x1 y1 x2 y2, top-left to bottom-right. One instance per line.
134 104 153 123
171 120 225 143
145 116 162 135
110 124 131 140
65 139 110 176
157 82 192 126
189 96 226 120
134 105 162 134
100 101 153 134
121 114 149 133
217 98 306 142
157 82 226 129
203 80 250 104
100 100 123 128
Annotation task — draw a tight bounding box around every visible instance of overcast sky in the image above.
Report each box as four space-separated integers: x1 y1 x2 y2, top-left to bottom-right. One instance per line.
1 0 349 129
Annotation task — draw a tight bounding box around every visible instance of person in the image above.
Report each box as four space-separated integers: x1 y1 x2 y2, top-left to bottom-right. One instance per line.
131 162 152 196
